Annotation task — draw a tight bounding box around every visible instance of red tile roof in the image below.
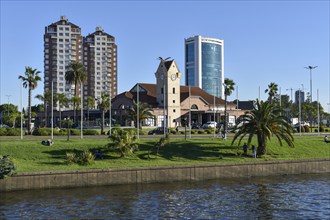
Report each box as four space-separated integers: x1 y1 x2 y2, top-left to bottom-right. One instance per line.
118 83 235 107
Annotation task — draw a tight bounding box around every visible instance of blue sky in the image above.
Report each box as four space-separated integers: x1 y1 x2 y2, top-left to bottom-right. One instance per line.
1 0 329 112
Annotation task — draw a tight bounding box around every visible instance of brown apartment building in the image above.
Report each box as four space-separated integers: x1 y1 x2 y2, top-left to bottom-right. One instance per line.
44 16 117 113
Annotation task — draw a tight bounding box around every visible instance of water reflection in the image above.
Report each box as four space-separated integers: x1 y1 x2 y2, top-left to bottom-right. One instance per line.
1 174 329 219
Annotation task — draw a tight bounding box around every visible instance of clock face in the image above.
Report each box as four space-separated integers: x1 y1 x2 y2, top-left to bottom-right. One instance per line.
171 74 176 81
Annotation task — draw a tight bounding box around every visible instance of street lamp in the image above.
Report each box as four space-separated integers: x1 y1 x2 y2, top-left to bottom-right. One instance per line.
304 66 318 102
286 88 293 103
5 94 11 116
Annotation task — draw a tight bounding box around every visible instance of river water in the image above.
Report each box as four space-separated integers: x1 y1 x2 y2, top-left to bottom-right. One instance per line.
1 174 329 219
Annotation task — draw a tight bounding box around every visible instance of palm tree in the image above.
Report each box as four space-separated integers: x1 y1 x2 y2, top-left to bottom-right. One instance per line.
97 92 110 135
57 93 68 128
232 99 294 156
35 90 53 127
86 96 95 127
128 100 154 129
223 78 235 134
265 82 278 104
18 67 41 134
65 61 87 123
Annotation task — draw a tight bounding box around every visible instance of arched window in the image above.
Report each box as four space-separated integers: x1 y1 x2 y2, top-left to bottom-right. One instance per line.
191 104 198 110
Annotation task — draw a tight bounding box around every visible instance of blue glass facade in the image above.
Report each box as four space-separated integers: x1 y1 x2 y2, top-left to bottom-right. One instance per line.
185 36 224 97
185 43 195 86
201 43 222 97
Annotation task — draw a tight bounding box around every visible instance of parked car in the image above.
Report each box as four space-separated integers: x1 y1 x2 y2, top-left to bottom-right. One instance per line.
148 127 169 135
0 124 10 128
191 123 201 129
202 121 217 129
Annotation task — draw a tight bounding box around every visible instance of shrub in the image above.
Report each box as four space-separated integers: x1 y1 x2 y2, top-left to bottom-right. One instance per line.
206 129 213 134
70 129 81 135
108 128 138 157
65 150 95 165
320 126 325 132
325 129 329 132
6 128 21 136
198 130 205 134
65 152 77 164
32 128 50 136
304 125 310 133
0 155 16 179
314 129 318 132
0 128 7 136
79 150 95 165
169 128 176 134
139 130 147 135
83 129 99 135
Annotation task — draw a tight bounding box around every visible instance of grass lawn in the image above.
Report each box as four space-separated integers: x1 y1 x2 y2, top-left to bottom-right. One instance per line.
0 135 329 173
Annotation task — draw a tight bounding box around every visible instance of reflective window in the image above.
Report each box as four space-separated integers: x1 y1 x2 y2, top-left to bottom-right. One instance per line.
185 43 194 62
201 43 222 97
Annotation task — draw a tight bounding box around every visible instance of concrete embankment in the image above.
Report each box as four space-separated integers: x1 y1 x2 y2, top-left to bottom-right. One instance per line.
1 159 329 192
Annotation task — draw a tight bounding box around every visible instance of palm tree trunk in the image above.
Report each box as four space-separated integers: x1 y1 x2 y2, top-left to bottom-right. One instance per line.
59 107 62 128
44 102 47 127
224 95 228 132
87 108 89 127
28 88 32 134
101 111 105 134
257 134 266 156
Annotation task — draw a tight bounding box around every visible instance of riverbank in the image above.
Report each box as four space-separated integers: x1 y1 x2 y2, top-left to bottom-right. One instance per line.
1 158 329 192
1 136 329 173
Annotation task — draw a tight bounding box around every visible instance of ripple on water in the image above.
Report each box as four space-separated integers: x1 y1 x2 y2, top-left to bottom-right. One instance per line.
1 174 329 219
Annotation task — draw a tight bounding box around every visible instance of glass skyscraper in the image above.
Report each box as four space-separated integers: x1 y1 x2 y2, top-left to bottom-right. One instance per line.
185 36 224 98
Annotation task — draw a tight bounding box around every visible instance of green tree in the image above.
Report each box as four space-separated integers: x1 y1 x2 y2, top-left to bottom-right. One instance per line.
18 67 41 134
57 93 69 128
232 100 294 156
35 90 55 127
108 128 138 157
65 61 87 123
128 100 154 129
265 82 278 104
223 78 235 133
97 92 110 134
0 104 20 128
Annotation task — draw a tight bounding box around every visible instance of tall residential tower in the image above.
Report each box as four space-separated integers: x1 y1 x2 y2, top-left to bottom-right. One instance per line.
44 16 118 109
44 16 83 110
185 36 224 98
83 27 118 106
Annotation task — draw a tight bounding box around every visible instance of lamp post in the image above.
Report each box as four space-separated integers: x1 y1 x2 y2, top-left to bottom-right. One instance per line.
80 81 83 139
286 88 293 103
304 66 317 102
51 80 54 140
5 95 11 116
20 80 23 140
109 91 112 137
299 87 302 136
137 83 139 140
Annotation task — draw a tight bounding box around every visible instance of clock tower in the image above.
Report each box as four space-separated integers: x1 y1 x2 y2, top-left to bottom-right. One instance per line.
155 59 182 128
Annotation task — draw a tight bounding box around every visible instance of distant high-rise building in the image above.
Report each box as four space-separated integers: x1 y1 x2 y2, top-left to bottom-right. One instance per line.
185 35 224 98
295 90 305 104
44 16 118 110
44 16 83 110
83 27 118 106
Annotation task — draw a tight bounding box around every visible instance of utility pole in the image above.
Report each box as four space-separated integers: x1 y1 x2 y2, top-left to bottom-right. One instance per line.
304 66 318 102
5 94 11 116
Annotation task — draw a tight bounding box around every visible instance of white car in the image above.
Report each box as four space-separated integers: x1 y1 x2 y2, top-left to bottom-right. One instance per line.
202 121 217 129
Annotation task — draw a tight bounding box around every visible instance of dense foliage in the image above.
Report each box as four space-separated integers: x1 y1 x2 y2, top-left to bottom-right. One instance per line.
0 155 16 179
108 128 138 157
232 100 294 156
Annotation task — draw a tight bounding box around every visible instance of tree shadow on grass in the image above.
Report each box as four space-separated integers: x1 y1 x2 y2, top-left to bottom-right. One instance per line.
137 140 239 161
42 147 120 163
